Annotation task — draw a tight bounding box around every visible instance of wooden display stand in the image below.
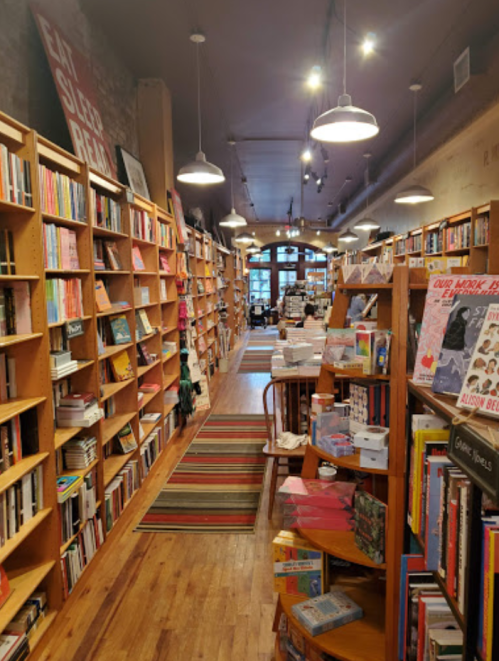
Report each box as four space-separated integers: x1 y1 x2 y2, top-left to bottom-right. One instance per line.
0 110 181 648
274 266 409 661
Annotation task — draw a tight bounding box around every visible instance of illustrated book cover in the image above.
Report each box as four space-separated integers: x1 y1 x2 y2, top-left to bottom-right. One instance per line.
115 423 137 454
95 280 112 312
110 315 132 344
354 490 386 564
109 350 134 382
291 590 363 636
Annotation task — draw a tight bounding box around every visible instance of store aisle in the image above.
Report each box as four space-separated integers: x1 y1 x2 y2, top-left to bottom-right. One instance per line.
33 333 282 661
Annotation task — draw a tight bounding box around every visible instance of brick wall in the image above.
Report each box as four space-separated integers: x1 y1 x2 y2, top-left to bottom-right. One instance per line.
0 0 138 163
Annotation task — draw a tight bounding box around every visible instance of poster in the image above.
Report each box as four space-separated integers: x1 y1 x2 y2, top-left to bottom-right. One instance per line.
31 4 117 178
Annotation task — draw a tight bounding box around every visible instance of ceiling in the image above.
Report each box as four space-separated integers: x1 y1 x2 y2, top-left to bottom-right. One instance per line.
83 0 499 229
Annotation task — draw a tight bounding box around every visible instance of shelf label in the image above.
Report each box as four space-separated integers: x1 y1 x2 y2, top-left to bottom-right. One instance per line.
448 424 499 504
65 318 84 339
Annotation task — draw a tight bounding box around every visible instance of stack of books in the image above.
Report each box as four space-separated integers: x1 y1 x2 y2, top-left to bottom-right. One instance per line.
55 392 103 428
50 350 78 380
282 343 313 364
62 436 98 469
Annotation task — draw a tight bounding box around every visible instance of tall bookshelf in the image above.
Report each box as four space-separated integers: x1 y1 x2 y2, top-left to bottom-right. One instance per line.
0 109 181 651
274 266 410 661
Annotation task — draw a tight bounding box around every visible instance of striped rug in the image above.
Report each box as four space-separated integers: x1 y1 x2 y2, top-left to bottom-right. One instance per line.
136 414 267 533
238 347 274 373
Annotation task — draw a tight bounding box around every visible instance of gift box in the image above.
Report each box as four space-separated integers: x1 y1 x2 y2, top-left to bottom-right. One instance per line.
359 446 389 470
353 426 389 451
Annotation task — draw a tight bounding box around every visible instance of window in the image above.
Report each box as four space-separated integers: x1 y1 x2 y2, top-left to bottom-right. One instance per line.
248 248 271 263
277 246 298 262
305 267 327 293
304 248 326 262
279 270 297 298
249 269 271 302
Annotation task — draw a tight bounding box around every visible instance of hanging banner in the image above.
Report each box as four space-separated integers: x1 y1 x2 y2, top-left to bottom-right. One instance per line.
31 4 117 178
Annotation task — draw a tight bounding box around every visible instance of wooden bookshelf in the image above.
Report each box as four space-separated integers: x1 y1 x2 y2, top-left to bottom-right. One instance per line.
0 109 181 640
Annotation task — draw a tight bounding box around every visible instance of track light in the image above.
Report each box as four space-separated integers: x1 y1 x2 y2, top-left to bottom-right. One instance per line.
307 65 322 90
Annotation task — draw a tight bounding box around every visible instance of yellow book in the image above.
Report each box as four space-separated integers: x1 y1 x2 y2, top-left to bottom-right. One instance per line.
272 531 325 598
110 350 134 381
412 429 450 534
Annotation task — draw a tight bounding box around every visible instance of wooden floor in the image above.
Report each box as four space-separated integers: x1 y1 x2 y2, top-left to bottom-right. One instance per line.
33 333 283 661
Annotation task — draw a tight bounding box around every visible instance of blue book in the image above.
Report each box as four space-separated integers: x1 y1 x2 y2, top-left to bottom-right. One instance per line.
110 315 132 344
291 590 363 636
425 456 452 570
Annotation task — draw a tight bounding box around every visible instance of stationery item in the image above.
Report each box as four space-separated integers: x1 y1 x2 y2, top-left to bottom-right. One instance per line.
291 591 363 636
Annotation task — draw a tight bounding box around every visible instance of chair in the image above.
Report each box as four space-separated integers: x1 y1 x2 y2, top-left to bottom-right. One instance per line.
262 376 319 519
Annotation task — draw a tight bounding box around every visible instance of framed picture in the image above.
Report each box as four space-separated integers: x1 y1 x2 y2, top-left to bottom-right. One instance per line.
117 146 150 200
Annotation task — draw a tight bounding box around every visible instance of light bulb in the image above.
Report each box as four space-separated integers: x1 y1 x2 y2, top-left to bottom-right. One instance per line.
362 34 375 56
316 230 321 236
304 173 310 181
301 149 312 162
316 178 322 186
276 230 281 236
307 66 322 90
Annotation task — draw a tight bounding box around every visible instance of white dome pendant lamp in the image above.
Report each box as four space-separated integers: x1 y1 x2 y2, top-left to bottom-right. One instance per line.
310 0 379 143
177 34 225 185
395 84 434 204
220 141 247 228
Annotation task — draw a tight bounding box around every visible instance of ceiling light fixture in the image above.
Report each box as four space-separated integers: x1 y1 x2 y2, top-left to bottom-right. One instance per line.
301 148 312 162
219 141 247 228
338 228 359 243
362 33 376 56
246 243 261 254
234 231 253 244
395 84 435 205
177 34 225 185
307 65 322 90
323 242 338 253
316 230 321 236
276 230 281 236
310 1 379 143
354 153 380 231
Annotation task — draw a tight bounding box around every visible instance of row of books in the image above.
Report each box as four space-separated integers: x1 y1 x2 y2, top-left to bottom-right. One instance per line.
55 392 103 428
396 233 422 256
58 470 97 545
139 425 163 480
0 465 43 548
60 513 104 599
0 354 17 402
445 221 471 251
39 164 86 221
158 223 174 249
131 209 155 243
0 144 32 208
91 189 122 233
0 409 38 474
104 461 140 532
59 436 97 472
349 380 390 427
0 283 32 336
0 230 15 275
0 589 47 658
425 228 445 255
46 278 84 324
475 213 490 246
93 239 123 271
42 224 79 271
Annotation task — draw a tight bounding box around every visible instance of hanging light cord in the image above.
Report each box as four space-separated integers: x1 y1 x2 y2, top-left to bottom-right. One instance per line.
343 0 347 95
413 88 418 171
230 145 234 208
196 42 202 153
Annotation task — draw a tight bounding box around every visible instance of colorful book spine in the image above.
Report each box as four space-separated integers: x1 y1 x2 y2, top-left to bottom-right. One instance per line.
45 278 84 324
131 209 156 243
38 164 86 220
91 189 122 233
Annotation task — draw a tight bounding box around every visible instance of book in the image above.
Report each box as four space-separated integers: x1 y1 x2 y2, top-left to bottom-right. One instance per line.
354 490 386 564
135 309 153 337
132 246 145 271
95 280 112 312
291 590 363 636
109 350 134 382
104 241 123 271
115 423 137 454
272 530 324 598
0 565 10 609
414 275 499 386
109 315 132 344
59 392 95 409
457 303 499 417
56 475 83 503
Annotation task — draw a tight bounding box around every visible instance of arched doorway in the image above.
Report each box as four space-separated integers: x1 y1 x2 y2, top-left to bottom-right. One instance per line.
246 241 327 306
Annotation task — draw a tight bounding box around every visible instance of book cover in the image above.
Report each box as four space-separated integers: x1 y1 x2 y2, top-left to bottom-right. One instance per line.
56 475 83 503
109 350 134 382
291 590 363 636
95 280 112 312
273 531 324 598
457 303 499 418
104 241 123 271
354 490 386 564
0 565 10 610
325 328 355 363
398 554 426 660
109 315 131 344
425 456 453 571
414 275 499 386
432 294 498 396
136 309 153 335
115 423 137 454
132 245 145 271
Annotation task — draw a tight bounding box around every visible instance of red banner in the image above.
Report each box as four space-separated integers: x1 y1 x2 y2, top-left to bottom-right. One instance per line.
31 4 117 179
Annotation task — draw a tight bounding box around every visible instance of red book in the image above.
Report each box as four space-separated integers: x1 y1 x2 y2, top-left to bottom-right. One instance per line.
60 392 95 409
447 498 458 597
0 565 11 609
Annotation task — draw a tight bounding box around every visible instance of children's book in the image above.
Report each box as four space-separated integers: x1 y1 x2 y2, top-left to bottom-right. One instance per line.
354 490 386 564
137 341 154 365
457 303 499 417
291 590 363 636
136 309 153 336
56 475 83 503
273 530 324 598
95 280 112 312
104 241 123 271
109 350 134 381
413 275 499 386
109 315 132 344
432 294 498 396
115 423 137 453
132 245 145 271
159 254 170 272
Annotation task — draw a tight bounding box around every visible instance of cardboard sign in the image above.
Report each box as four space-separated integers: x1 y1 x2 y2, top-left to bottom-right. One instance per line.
31 4 117 178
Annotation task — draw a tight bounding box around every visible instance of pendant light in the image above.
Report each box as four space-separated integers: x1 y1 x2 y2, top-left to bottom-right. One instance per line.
395 84 434 204
234 231 253 244
338 228 359 243
310 0 379 143
177 34 225 185
246 243 261 254
220 141 247 228
323 242 338 254
354 153 380 231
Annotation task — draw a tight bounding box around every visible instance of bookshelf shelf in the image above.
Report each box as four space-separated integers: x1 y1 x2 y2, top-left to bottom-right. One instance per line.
164 402 176 417
98 342 134 362
95 270 131 276
0 508 52 565
45 269 91 275
135 301 158 310
299 529 387 569
101 411 137 446
41 212 87 229
29 611 58 653
131 236 156 247
162 352 178 364
0 199 35 215
60 518 87 555
133 271 157 276
54 427 83 450
433 571 465 630
59 458 99 486
321 365 390 381
0 274 39 281
48 315 92 329
92 226 128 239
278 587 386 661
51 359 94 382
139 390 161 408
100 378 135 403
136 331 158 343
0 562 56 632
137 359 161 378
103 452 137 487
163 374 177 390
96 306 133 318
307 444 390 475
0 452 49 494
139 421 159 442
0 396 46 425
0 332 43 347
